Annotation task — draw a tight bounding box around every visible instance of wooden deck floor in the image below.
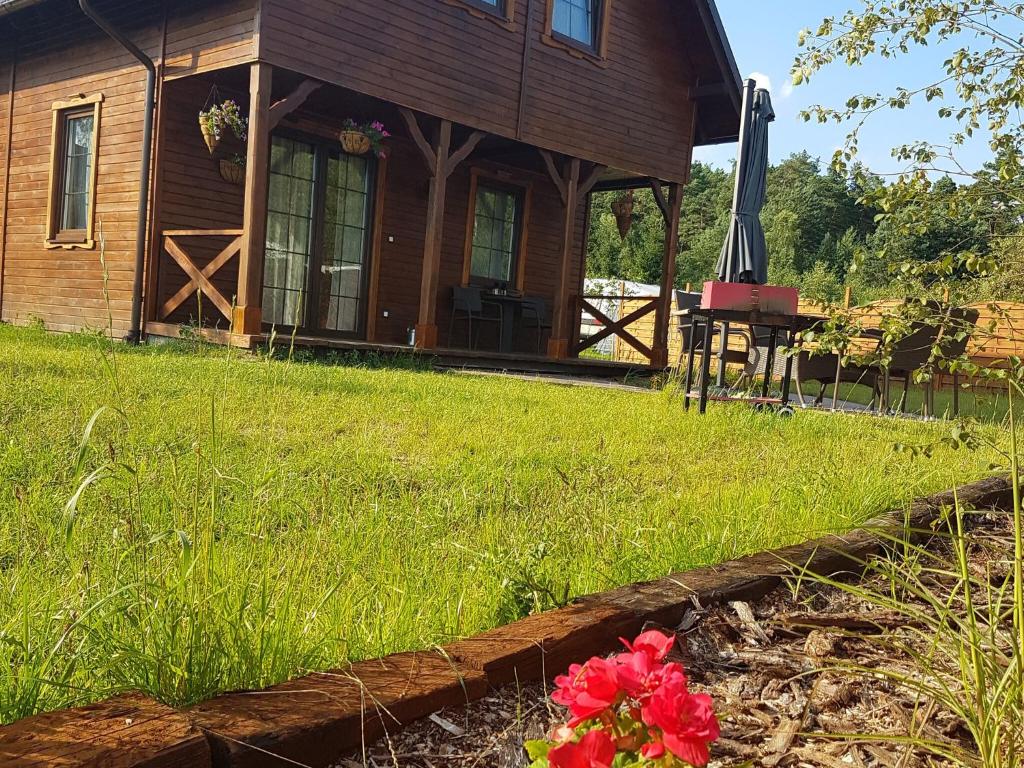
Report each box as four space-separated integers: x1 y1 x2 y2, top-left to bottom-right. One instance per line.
281 334 658 380
145 322 657 381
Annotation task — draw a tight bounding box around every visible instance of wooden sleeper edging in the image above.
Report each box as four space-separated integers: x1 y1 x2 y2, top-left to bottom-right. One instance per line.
187 651 488 768
0 692 211 768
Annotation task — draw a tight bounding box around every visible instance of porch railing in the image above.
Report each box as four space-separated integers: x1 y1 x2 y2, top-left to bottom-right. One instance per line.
575 294 660 362
158 229 245 322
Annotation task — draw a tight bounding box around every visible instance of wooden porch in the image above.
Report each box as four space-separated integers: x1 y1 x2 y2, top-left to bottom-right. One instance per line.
145 62 687 371
144 319 655 380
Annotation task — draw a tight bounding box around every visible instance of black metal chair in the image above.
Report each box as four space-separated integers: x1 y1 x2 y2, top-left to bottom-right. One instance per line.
885 306 979 416
448 287 502 350
673 290 749 378
519 296 552 354
741 324 876 407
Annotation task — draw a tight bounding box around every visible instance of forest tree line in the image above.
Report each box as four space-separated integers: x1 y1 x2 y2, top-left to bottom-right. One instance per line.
587 151 1024 306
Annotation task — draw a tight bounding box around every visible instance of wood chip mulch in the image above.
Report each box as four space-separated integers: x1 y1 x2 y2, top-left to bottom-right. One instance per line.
339 510 1013 767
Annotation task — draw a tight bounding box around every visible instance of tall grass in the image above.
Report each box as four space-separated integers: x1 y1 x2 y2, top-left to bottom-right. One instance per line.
798 393 1022 766
0 323 996 724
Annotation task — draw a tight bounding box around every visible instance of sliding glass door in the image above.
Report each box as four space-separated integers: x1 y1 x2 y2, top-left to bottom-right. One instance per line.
263 136 316 328
262 135 375 336
315 150 373 334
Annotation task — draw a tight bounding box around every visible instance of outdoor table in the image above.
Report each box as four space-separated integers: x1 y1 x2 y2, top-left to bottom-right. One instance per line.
678 307 815 414
481 291 525 354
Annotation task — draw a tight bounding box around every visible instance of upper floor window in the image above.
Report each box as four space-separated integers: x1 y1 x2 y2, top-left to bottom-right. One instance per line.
552 0 600 49
46 94 103 249
446 0 513 24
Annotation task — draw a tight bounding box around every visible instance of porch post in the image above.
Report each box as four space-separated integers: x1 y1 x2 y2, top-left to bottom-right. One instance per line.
233 61 272 337
416 119 451 350
651 181 683 368
548 157 580 359
540 153 604 359
398 109 485 350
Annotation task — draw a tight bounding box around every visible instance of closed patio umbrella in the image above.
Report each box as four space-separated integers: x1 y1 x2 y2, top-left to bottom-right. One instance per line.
716 80 775 284
714 79 774 385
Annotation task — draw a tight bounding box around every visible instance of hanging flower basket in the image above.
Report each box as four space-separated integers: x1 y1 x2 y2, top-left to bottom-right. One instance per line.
198 99 248 155
219 157 245 185
200 117 220 154
611 190 635 240
340 130 372 156
340 118 389 158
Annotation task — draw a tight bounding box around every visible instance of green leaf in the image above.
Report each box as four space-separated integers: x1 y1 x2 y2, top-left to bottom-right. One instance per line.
63 466 111 545
524 740 552 761
73 406 109 479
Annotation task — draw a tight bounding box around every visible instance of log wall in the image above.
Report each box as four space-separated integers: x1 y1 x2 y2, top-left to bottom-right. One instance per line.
0 0 257 335
257 0 709 182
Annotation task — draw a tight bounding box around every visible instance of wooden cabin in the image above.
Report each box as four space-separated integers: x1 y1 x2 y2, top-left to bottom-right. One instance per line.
0 0 740 369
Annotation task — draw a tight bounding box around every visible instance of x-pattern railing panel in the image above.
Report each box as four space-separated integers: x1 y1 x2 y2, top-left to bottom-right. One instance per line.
576 295 658 360
159 230 244 322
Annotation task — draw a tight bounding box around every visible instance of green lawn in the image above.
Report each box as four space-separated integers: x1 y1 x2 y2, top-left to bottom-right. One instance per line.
0 324 998 723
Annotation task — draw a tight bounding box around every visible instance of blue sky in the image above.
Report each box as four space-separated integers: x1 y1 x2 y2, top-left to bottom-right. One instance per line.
693 0 994 174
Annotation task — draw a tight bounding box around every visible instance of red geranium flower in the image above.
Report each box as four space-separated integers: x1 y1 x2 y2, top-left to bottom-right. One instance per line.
547 729 616 768
641 671 720 767
552 658 623 727
620 629 676 663
641 740 666 760
615 651 686 700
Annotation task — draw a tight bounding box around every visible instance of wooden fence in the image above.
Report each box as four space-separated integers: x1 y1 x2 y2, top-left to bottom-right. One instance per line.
611 296 1024 386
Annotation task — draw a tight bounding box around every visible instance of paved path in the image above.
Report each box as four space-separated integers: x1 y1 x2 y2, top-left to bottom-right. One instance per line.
448 369 941 420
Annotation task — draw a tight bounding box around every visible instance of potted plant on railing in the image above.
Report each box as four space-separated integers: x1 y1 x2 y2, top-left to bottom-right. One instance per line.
219 154 245 185
198 100 248 154
339 119 389 158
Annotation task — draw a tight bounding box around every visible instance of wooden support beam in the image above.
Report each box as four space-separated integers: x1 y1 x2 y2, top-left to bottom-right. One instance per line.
0 56 15 321
579 163 607 198
547 156 581 359
399 107 438 174
402 111 487 349
538 151 605 359
445 130 486 176
234 61 272 336
649 179 670 223
415 119 451 349
539 149 568 204
267 79 322 132
651 182 683 368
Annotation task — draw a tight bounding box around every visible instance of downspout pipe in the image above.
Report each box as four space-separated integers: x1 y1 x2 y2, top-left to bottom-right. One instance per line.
78 0 155 344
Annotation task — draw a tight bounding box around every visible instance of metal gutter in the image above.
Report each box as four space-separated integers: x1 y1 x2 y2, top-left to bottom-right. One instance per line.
77 0 155 343
0 0 45 16
0 55 14 321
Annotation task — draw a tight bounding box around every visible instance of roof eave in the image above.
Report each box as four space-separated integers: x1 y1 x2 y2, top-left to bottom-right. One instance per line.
691 0 743 145
694 0 743 110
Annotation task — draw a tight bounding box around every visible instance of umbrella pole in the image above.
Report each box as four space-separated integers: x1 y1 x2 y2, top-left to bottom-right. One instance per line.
717 78 757 388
